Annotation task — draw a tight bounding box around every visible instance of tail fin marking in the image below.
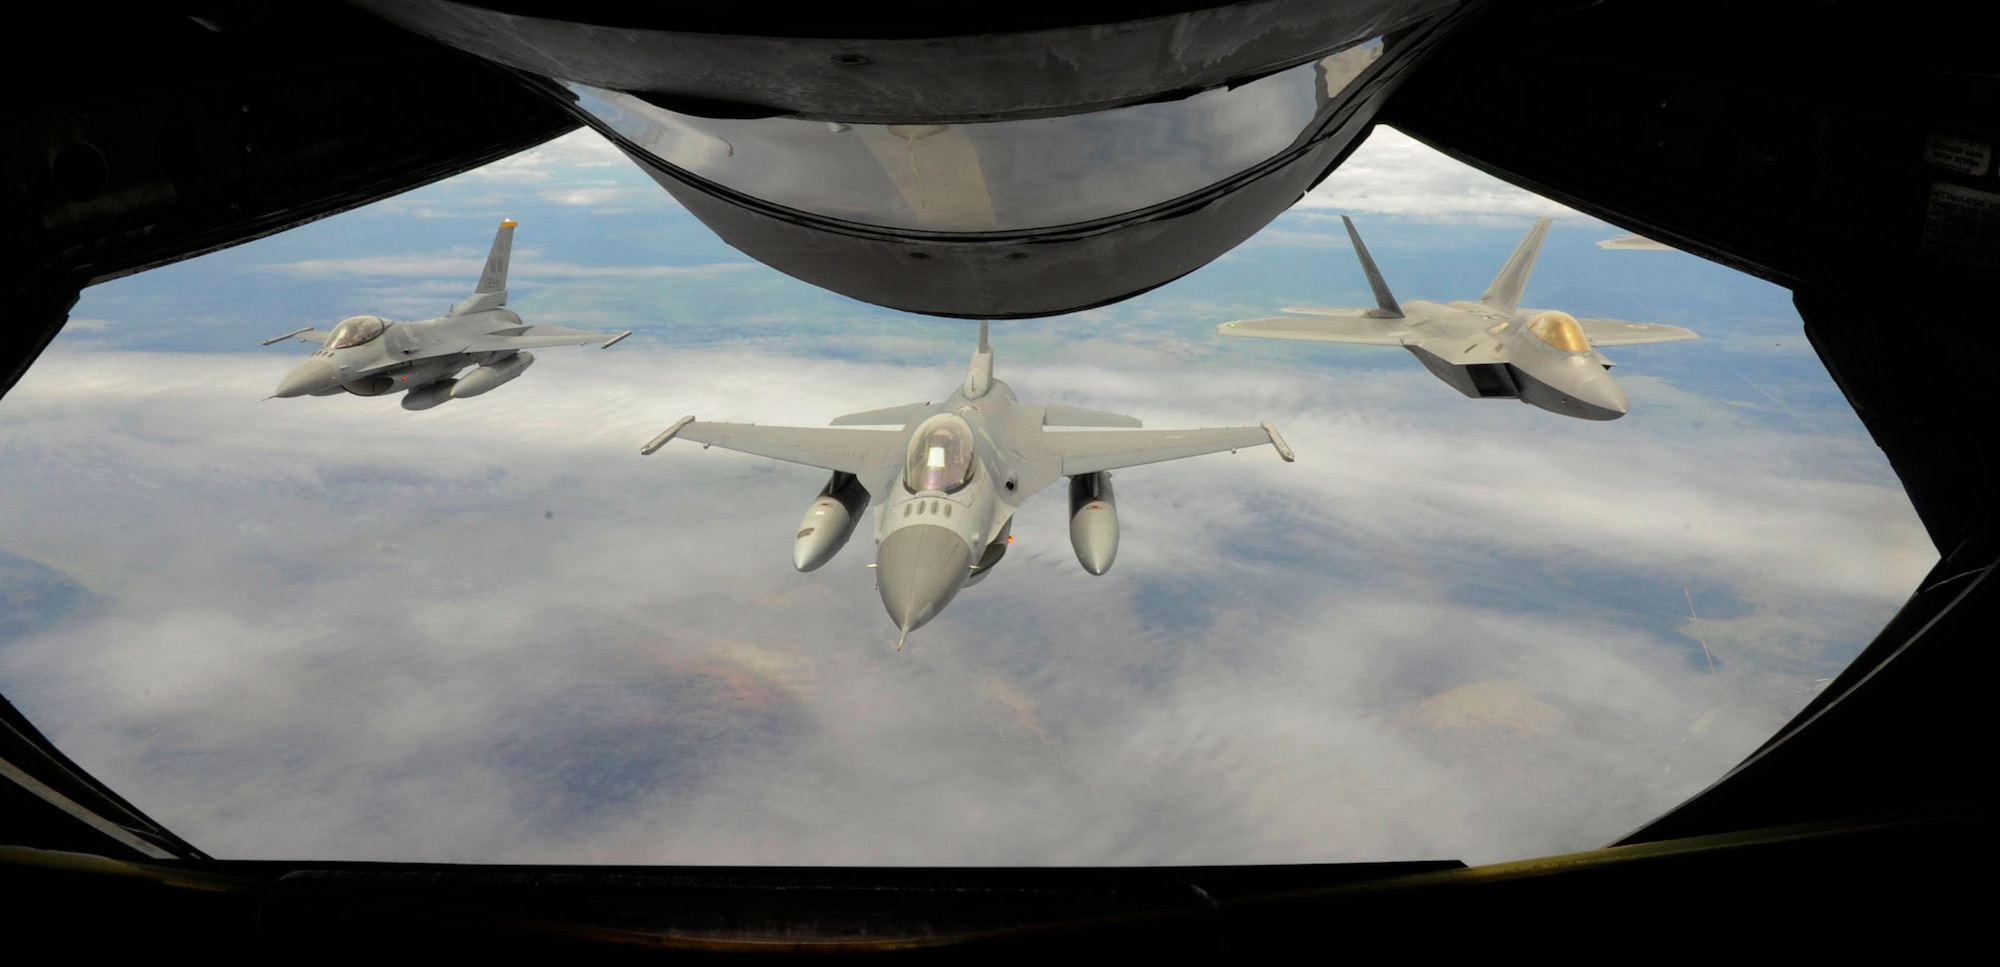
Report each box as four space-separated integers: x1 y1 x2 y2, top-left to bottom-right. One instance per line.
452 219 516 316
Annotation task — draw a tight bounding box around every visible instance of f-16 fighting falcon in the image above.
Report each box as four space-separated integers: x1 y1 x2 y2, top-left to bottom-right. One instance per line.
1218 216 1698 420
263 220 632 408
642 322 1295 647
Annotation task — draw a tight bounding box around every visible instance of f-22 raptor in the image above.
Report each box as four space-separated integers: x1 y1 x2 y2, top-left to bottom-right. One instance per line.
263 220 632 408
1218 217 1697 420
642 322 1295 647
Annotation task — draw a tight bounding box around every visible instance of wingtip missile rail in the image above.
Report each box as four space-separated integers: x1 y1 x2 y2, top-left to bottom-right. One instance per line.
1262 421 1296 462
641 415 696 455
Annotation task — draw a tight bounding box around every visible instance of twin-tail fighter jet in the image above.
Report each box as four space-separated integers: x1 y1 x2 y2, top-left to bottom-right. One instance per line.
263 220 632 408
642 322 1296 648
1218 216 1697 420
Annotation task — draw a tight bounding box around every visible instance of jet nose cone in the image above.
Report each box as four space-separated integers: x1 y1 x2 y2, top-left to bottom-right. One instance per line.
876 523 973 637
273 359 339 399
1574 371 1631 420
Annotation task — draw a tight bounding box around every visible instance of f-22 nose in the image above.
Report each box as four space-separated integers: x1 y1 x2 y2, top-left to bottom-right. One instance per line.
875 523 972 645
272 359 339 399
1571 370 1631 420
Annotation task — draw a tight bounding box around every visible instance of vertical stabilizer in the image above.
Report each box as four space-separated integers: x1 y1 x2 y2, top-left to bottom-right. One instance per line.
1480 217 1552 314
1342 216 1403 318
964 319 993 399
452 219 516 316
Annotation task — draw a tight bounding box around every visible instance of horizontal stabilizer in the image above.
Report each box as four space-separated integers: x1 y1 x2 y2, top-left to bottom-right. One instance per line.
831 402 933 426
452 219 516 316
1573 317 1700 347
1480 217 1552 314
1044 403 1142 428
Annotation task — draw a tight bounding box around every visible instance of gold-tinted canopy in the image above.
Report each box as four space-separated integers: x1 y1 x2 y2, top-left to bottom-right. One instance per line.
1527 310 1590 354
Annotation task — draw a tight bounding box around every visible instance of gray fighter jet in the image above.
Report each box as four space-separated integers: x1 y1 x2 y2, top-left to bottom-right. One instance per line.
1217 216 1697 420
642 322 1295 647
262 219 632 408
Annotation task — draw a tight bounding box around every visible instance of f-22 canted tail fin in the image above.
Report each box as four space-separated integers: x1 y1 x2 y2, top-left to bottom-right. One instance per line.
451 219 516 316
1479 216 1552 315
1342 216 1404 319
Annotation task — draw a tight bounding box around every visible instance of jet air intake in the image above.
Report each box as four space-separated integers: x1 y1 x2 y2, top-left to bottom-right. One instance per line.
341 375 396 397
1068 472 1118 575
964 519 1013 589
452 352 534 398
793 471 870 572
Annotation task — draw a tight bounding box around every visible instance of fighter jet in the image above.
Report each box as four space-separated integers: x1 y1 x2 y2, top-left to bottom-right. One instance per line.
262 220 632 408
1217 216 1697 420
641 322 1295 647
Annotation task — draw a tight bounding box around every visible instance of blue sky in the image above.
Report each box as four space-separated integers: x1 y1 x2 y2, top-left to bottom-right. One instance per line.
0 126 1932 865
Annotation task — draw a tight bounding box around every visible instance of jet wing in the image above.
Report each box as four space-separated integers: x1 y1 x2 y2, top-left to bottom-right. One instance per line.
671 421 903 477
1043 403 1142 428
1042 426 1289 476
458 324 632 352
1217 314 1411 345
1574 318 1699 346
831 402 933 426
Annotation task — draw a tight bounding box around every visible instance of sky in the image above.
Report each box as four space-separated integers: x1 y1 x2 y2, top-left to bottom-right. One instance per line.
0 126 1934 866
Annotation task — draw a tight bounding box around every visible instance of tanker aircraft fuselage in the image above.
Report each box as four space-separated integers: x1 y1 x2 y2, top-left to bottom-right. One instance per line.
643 323 1294 646
263 219 631 408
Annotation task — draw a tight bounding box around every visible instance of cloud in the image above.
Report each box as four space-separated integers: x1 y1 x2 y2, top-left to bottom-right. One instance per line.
538 186 659 208
1298 126 1593 224
462 129 635 184
365 130 678 218
0 341 1931 867
7 108 1910 868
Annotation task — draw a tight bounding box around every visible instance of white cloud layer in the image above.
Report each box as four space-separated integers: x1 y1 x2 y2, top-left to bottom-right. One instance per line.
1300 126 1591 223
368 129 678 219
0 343 1931 867
463 129 636 184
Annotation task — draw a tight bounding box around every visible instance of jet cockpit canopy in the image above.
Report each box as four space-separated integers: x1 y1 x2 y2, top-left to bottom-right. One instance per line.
326 315 388 350
1527 311 1590 354
904 414 977 494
